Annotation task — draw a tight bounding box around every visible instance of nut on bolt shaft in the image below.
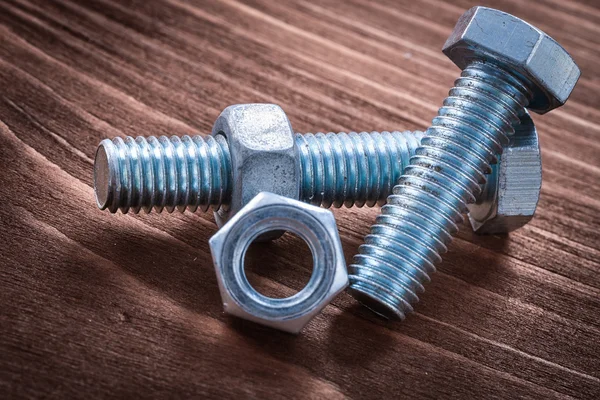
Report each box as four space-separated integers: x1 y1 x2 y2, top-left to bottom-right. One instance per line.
94 118 423 216
347 7 580 320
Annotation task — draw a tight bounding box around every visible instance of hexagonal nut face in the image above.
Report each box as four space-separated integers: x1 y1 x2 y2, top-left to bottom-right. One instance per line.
443 6 580 113
467 112 542 234
211 104 300 228
209 192 349 334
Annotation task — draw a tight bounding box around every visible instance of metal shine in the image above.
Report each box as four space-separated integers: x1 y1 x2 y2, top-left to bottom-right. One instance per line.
94 129 423 214
209 192 348 334
346 7 580 320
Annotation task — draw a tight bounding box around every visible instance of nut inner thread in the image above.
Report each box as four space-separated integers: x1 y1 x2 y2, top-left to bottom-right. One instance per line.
244 231 314 299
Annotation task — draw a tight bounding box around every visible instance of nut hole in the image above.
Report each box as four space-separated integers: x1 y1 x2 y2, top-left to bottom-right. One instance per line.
243 231 314 299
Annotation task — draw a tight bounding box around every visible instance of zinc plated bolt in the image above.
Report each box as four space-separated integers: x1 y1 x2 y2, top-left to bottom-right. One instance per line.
347 7 580 320
95 108 543 234
94 127 423 215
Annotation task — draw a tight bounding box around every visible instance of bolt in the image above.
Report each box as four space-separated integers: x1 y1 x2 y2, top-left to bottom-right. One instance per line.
347 7 580 320
95 110 543 235
94 129 423 214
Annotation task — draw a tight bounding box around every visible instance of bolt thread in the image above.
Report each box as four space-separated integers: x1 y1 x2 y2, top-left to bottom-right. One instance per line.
347 62 533 320
297 131 423 208
95 131 424 214
94 135 232 214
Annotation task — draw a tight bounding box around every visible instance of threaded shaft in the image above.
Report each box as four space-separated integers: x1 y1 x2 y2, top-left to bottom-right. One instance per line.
347 62 533 320
94 135 231 213
94 131 424 214
297 131 423 209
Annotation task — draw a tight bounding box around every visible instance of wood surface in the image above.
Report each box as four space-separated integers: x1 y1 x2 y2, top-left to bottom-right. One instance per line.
0 0 599 398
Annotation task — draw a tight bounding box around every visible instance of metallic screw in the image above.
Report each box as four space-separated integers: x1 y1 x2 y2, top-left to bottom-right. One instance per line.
94 131 424 214
347 7 580 320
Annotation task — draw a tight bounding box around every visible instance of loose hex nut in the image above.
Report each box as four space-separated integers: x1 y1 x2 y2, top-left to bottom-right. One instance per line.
443 6 580 113
209 192 349 334
467 111 542 234
211 104 300 228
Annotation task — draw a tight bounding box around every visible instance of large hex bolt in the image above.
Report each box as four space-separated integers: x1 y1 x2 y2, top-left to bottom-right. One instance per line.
94 105 540 234
347 7 580 320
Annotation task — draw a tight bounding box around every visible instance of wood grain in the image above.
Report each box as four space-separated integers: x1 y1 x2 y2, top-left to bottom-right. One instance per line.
0 0 599 398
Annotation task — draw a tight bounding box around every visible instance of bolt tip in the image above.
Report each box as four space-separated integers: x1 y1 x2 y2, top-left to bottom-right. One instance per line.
94 141 113 210
347 286 405 321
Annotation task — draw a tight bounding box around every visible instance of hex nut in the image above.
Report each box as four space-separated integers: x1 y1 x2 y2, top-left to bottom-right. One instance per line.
467 111 542 234
211 104 300 228
209 192 349 334
443 6 580 113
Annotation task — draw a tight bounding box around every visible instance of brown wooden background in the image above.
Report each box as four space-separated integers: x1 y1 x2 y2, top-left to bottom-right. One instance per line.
1 0 599 398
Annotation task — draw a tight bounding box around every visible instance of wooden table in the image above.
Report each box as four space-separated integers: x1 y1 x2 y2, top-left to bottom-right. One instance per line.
1 0 598 398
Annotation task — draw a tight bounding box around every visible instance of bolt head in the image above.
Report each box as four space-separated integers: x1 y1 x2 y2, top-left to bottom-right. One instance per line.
467 111 542 234
443 6 580 113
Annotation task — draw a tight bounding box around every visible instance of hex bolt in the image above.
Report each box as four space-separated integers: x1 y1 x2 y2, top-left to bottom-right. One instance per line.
347 7 580 320
94 129 423 214
95 107 543 235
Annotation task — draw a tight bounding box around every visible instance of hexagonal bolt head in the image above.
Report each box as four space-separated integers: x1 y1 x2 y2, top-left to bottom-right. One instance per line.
467 111 541 234
209 192 348 334
211 104 300 228
443 6 580 113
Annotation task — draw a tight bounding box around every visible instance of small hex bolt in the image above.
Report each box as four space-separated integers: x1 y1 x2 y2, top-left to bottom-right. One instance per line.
347 7 580 320
94 104 423 218
94 105 539 234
